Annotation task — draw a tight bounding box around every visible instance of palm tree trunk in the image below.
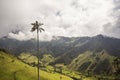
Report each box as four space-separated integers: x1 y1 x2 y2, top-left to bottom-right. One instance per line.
37 29 40 80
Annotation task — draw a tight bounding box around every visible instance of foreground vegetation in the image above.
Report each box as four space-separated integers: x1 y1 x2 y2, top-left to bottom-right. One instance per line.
18 53 118 80
0 51 119 80
0 51 72 80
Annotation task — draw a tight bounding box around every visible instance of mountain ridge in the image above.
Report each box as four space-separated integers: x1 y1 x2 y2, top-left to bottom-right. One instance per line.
0 34 120 74
0 34 120 56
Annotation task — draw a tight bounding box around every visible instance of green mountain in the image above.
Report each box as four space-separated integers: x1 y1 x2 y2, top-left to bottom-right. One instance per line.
0 34 120 75
0 51 72 80
69 50 116 74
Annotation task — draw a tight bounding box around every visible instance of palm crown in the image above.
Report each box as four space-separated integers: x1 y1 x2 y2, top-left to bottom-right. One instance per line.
31 21 45 32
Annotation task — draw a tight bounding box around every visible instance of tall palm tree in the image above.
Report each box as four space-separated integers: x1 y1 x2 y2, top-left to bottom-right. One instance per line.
31 21 45 80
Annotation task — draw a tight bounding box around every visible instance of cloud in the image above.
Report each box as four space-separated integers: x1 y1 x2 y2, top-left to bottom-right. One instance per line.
0 0 120 40
103 0 120 38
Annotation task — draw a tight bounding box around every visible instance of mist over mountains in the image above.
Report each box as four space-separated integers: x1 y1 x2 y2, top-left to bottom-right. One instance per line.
0 34 120 56
0 34 120 57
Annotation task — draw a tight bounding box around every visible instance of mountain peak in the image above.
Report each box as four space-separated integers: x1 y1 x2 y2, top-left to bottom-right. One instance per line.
95 34 107 38
96 34 104 37
93 34 110 40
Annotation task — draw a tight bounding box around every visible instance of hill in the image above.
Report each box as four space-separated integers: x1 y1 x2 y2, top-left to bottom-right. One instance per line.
50 35 120 65
0 51 72 80
69 50 116 74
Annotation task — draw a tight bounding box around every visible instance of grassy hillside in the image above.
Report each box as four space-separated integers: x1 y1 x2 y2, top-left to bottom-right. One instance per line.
69 50 115 74
18 52 55 67
0 51 72 80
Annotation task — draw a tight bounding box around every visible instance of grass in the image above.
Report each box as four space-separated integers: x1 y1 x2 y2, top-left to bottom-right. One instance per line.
0 51 72 80
0 51 117 80
69 50 115 72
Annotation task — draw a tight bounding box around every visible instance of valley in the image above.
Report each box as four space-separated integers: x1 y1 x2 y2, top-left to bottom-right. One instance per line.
0 34 120 80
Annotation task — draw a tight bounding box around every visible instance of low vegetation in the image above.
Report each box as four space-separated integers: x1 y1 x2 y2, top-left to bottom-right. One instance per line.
0 51 72 80
0 50 119 80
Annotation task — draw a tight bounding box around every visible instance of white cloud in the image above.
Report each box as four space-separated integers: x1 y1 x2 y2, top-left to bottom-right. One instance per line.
0 0 119 40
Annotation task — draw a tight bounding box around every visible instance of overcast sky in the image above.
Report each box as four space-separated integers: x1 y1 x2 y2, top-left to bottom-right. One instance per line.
0 0 120 41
